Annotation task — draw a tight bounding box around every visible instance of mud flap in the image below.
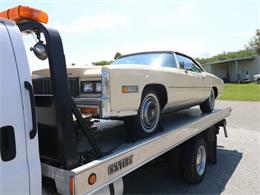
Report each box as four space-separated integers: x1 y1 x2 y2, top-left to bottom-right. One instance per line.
205 126 218 164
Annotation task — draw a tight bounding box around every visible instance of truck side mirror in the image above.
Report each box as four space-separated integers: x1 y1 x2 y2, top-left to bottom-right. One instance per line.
30 40 48 60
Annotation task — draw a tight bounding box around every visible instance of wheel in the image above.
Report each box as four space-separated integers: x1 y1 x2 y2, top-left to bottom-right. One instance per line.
125 89 161 138
182 137 207 184
257 78 260 84
200 89 215 113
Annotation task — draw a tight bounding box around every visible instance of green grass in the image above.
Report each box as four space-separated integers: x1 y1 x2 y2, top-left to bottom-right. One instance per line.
218 83 260 101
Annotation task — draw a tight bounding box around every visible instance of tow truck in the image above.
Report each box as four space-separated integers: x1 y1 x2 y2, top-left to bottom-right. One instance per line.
0 6 231 195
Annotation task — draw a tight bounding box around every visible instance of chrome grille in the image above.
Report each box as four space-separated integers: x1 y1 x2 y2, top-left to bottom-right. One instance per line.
32 78 80 97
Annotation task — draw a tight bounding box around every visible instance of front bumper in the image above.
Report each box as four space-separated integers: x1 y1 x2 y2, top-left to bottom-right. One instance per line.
73 97 111 118
73 97 137 118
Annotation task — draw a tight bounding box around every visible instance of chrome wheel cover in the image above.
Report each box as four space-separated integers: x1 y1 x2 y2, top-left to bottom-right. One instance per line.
209 90 215 110
140 93 160 133
196 145 206 176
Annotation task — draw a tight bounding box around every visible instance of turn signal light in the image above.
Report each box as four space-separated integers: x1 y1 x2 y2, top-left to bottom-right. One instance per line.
122 85 138 93
0 5 48 24
80 107 98 115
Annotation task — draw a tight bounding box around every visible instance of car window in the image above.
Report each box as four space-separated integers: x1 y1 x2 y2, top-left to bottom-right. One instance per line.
112 53 177 68
160 54 177 68
176 54 201 73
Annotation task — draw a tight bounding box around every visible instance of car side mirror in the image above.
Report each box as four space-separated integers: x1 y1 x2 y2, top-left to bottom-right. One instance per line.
179 64 185 69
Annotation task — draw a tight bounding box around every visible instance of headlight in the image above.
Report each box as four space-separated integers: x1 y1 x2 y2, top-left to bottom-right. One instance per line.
81 81 102 93
81 81 94 93
95 82 102 92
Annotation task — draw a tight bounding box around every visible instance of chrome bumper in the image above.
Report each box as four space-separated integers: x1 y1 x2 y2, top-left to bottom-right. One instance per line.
73 97 111 118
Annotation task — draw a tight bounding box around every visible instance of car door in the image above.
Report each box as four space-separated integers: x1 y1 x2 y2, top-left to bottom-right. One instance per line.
0 22 30 195
175 53 206 104
151 52 196 110
158 53 191 108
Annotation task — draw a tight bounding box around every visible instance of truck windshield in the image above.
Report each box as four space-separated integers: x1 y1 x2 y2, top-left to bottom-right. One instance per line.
112 53 177 68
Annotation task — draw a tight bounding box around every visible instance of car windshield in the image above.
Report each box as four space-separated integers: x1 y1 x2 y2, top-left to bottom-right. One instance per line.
112 53 177 68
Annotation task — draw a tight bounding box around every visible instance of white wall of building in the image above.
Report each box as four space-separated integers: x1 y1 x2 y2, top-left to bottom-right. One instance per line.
203 56 260 82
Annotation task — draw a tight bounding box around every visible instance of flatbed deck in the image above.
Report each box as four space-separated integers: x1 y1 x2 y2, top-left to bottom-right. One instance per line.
42 107 231 194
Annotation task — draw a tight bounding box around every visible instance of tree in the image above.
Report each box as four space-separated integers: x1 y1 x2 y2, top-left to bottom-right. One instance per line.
92 60 113 66
92 52 123 65
246 29 260 55
196 29 259 64
195 49 255 64
114 52 122 59
196 29 260 64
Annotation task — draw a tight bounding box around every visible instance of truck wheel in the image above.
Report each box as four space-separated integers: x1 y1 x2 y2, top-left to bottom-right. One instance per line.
257 78 260 84
200 89 215 113
182 137 207 184
125 89 161 138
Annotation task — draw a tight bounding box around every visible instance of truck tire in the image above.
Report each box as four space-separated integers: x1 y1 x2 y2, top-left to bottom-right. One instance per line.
125 89 161 139
257 78 260 84
200 89 215 113
182 137 207 184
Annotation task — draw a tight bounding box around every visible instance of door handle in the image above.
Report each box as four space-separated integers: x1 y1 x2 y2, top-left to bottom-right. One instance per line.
24 81 37 139
0 126 16 161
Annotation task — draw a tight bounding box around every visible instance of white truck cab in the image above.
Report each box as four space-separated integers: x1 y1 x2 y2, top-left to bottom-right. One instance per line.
0 19 41 194
0 5 231 195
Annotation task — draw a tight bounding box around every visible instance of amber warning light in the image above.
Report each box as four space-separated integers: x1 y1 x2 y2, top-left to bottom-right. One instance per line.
0 5 48 24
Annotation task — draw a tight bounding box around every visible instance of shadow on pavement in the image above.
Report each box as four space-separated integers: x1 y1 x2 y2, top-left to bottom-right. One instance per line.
124 148 242 194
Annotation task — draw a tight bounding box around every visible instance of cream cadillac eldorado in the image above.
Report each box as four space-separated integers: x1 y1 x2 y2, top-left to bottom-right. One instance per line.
32 51 223 137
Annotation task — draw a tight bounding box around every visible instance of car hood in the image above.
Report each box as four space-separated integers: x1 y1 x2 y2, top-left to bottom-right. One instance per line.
32 66 103 79
105 64 153 70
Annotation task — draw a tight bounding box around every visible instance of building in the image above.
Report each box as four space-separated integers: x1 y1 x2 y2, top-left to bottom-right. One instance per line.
202 56 260 82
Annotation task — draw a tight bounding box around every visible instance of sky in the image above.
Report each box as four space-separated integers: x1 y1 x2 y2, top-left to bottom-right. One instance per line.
0 0 259 70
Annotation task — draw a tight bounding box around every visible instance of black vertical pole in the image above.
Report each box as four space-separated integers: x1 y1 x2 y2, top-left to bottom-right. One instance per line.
19 22 78 169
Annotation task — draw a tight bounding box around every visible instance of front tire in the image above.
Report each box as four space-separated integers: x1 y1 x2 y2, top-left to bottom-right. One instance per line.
257 78 260 84
125 89 161 138
200 89 215 113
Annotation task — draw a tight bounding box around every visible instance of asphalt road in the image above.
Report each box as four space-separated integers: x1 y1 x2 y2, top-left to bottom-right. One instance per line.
215 100 260 132
124 100 260 194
